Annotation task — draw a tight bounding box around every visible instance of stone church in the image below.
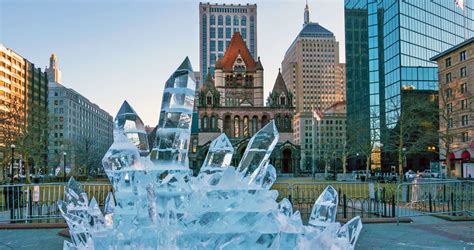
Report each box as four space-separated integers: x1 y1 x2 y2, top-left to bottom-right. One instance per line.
189 32 300 176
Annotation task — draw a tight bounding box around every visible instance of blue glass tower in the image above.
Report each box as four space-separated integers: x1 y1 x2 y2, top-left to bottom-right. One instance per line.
345 0 474 169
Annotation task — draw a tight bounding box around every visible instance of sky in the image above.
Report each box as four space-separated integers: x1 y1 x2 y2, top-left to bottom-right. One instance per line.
0 0 344 126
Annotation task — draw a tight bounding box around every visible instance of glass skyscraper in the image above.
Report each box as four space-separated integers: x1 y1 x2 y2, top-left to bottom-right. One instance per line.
199 3 257 80
345 0 473 169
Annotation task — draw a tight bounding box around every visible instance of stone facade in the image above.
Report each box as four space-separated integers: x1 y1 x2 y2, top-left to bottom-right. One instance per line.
190 32 300 176
432 38 474 177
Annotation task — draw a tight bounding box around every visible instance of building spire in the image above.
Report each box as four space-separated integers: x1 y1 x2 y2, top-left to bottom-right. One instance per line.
304 0 310 25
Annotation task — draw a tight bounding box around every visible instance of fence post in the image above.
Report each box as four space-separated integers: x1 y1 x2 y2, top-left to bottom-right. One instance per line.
443 184 446 203
451 192 455 216
429 192 432 213
288 184 293 205
343 194 347 219
392 194 395 219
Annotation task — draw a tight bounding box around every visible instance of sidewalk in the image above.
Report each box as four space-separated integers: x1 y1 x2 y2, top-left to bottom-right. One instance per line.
356 216 474 249
0 216 472 249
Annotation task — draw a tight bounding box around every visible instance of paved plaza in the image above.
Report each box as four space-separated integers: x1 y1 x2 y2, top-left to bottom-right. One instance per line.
0 216 472 249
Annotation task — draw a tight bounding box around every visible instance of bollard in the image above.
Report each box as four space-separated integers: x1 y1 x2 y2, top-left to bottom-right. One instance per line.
343 194 347 219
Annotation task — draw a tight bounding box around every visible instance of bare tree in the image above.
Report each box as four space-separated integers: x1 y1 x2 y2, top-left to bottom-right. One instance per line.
346 109 381 177
0 98 26 182
383 89 438 182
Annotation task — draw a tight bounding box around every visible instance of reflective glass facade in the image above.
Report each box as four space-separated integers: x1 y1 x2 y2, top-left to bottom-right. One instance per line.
345 0 473 168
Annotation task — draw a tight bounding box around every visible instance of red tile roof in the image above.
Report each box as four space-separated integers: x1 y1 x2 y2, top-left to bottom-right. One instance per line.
215 32 256 70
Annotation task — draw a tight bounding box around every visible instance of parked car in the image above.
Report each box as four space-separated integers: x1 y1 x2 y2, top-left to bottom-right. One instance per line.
420 169 439 178
405 170 417 180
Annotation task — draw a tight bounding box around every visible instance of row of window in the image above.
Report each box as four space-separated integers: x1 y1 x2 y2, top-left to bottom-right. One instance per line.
447 115 470 128
445 66 468 83
445 50 467 67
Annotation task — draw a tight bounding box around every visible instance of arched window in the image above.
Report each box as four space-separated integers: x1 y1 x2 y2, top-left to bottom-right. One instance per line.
284 116 291 131
202 116 208 130
211 115 217 130
252 116 258 135
241 16 247 26
206 92 213 106
210 15 215 25
261 115 268 127
226 15 231 26
234 116 240 138
224 115 232 137
280 94 286 105
233 15 239 26
218 15 223 25
243 116 249 137
275 115 281 130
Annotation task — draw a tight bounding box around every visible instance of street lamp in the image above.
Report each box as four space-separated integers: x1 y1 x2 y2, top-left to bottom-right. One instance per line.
10 144 15 184
63 152 67 182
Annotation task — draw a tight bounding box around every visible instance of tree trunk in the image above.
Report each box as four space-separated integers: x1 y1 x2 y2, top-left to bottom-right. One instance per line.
24 153 31 184
365 155 371 177
446 143 451 178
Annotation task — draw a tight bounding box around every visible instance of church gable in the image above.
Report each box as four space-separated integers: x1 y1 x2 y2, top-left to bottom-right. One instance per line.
216 32 256 71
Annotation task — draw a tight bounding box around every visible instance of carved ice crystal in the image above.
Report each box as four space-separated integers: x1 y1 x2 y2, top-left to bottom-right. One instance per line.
237 121 279 178
309 186 339 227
58 57 363 250
115 100 149 156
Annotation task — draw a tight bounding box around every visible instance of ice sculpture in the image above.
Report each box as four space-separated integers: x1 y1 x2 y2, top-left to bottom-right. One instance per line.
150 57 196 170
115 100 149 156
59 58 363 250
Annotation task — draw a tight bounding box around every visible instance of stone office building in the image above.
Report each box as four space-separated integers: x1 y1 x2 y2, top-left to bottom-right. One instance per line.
189 32 300 175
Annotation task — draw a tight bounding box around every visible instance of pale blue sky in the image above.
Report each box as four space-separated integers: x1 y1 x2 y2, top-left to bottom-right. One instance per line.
0 0 344 125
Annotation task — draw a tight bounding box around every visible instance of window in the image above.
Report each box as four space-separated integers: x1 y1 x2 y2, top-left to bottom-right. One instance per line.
202 116 208 129
206 95 212 105
446 73 452 83
210 15 215 25
462 115 469 126
448 118 453 128
218 15 223 25
243 116 249 137
218 28 223 38
460 50 466 61
225 15 231 26
462 132 469 142
446 88 452 98
447 103 452 113
461 83 467 93
233 15 239 26
445 57 451 67
234 116 240 137
210 28 216 39
460 67 467 78
461 99 467 110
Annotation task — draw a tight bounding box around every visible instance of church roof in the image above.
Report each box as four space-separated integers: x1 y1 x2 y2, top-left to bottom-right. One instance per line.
215 32 256 70
272 69 289 95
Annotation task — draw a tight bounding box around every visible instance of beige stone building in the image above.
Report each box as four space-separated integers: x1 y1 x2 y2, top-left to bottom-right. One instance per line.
281 3 345 172
431 38 474 177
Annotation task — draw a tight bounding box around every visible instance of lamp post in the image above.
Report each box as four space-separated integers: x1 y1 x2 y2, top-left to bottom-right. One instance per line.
63 152 67 182
10 144 15 184
402 147 407 182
